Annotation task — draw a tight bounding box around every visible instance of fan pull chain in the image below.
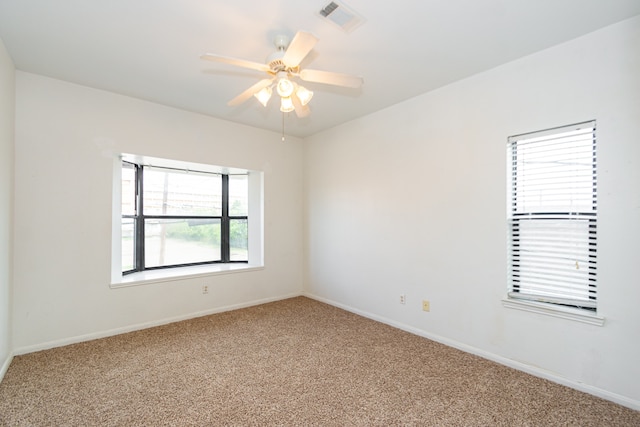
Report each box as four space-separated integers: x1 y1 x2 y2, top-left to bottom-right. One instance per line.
282 112 285 142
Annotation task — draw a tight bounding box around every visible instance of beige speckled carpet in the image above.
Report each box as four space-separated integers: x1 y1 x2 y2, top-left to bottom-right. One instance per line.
0 297 638 426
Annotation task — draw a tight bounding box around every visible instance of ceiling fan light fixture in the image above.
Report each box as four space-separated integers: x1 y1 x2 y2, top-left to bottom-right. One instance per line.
276 76 294 97
254 86 272 107
202 30 364 119
296 85 314 106
280 96 295 113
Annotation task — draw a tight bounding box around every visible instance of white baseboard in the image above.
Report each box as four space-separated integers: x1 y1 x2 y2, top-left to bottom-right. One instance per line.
0 351 13 383
304 292 640 412
13 292 302 356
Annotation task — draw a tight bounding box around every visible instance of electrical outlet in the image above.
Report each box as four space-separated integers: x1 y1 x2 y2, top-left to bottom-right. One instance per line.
400 294 406 305
422 300 430 312
202 285 209 294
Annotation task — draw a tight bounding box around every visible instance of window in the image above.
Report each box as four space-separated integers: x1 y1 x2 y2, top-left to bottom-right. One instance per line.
507 121 597 313
112 154 263 286
122 161 248 275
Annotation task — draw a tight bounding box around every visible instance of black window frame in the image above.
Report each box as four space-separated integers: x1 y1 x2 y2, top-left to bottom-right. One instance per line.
122 161 248 275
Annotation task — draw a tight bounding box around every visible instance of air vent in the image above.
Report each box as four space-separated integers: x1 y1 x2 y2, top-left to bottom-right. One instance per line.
318 1 365 33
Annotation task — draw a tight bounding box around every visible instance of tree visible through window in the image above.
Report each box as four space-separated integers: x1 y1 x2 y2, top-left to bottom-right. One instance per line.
507 121 597 311
122 162 248 274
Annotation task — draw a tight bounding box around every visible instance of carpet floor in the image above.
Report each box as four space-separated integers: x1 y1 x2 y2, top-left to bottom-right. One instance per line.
0 296 638 426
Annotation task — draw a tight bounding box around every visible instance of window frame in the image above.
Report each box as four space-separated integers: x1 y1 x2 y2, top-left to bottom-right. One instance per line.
112 154 263 288
122 162 248 275
505 120 603 324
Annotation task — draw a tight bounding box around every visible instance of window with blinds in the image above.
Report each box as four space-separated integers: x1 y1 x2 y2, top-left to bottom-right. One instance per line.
507 121 597 311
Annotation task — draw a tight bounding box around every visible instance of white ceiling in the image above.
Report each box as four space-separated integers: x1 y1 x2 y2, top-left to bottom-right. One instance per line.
1 0 639 138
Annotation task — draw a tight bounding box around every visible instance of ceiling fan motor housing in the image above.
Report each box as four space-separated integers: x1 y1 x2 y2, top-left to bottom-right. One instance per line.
267 34 294 73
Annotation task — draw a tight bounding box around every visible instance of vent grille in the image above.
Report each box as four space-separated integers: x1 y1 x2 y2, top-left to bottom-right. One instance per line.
318 1 365 33
319 2 339 17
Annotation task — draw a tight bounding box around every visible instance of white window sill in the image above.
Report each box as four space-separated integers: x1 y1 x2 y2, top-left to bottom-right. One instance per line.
502 298 605 326
111 263 264 289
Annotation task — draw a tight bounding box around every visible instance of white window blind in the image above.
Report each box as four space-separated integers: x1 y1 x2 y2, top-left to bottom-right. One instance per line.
508 121 597 311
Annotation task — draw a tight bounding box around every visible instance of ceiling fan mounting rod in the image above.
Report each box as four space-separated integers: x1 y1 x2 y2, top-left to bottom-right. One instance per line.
273 34 290 51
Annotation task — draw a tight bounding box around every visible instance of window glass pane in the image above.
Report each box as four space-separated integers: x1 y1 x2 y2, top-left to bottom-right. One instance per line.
513 128 595 214
143 167 221 216
230 219 248 261
121 163 136 216
512 218 593 302
145 218 221 268
121 218 135 272
229 174 248 216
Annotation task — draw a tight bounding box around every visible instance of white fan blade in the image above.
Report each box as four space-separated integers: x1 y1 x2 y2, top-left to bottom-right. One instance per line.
201 53 270 73
282 31 318 68
292 94 311 118
299 69 363 88
228 78 274 107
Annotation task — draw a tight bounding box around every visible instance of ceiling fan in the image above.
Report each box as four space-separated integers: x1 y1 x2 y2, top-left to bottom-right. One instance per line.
201 31 363 118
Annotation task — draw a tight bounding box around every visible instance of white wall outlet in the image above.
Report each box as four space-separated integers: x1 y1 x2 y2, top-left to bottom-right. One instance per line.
202 285 209 294
422 300 430 312
400 294 406 304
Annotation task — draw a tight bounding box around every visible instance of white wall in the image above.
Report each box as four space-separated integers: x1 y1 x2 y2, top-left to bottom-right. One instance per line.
13 72 305 351
0 38 15 377
304 16 640 408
